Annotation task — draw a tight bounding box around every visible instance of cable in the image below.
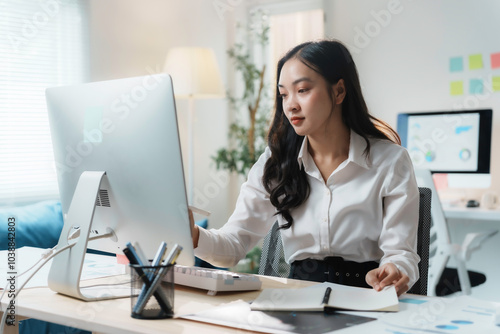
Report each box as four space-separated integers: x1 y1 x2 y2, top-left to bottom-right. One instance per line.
0 226 81 304
0 229 114 333
0 245 57 304
0 243 74 333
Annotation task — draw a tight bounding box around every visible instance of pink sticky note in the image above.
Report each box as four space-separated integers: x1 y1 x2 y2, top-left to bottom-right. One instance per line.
432 173 448 191
116 253 129 264
491 52 500 69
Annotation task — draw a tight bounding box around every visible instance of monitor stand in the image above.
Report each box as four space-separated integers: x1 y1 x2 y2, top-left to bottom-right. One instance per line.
48 171 129 301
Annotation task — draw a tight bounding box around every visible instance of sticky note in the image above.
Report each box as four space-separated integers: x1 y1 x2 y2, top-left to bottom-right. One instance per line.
469 54 483 70
492 76 500 92
490 52 500 69
469 79 483 94
432 173 448 191
449 57 463 72
116 254 129 264
450 81 464 96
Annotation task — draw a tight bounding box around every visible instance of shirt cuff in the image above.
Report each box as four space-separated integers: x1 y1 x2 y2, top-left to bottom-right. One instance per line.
194 226 214 259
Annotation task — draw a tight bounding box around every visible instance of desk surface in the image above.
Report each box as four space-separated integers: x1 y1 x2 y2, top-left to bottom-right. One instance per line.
443 206 500 221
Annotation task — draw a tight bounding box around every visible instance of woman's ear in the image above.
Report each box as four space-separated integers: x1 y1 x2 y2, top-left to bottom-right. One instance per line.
333 79 346 105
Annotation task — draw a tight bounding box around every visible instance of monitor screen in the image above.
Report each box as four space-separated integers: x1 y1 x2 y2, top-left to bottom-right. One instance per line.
397 109 492 174
46 74 194 265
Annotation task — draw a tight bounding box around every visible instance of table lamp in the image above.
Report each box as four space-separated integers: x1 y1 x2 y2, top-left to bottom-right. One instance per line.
163 47 225 203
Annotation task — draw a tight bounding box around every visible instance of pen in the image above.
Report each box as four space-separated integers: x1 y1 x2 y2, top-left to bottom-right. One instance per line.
188 205 211 217
164 244 183 265
126 242 149 265
322 287 332 305
125 242 145 266
151 241 168 279
150 241 168 276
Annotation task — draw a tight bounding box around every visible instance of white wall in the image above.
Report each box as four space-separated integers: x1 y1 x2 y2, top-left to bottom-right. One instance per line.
324 0 500 201
88 0 238 228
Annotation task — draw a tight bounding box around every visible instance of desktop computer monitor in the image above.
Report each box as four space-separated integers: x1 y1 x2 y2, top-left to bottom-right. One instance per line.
397 109 493 188
45 74 194 300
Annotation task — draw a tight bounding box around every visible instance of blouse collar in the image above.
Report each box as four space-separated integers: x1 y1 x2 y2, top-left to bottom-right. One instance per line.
297 129 371 171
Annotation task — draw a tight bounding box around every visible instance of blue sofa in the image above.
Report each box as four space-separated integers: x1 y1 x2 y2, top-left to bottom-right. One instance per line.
0 200 64 250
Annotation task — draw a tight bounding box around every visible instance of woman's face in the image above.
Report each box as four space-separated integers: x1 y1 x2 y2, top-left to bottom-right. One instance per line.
278 58 344 137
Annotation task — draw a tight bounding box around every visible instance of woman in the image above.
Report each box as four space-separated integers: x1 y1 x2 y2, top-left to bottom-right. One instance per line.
191 40 419 296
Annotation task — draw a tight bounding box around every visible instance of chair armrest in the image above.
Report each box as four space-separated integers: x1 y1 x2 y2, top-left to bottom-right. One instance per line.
460 230 498 261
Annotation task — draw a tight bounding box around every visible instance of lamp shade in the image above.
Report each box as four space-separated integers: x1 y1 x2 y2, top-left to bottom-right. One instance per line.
163 47 225 98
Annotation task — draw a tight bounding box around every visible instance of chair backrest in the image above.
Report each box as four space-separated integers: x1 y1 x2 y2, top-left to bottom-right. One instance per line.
259 187 432 295
413 169 451 245
413 169 453 295
408 187 432 295
259 220 290 278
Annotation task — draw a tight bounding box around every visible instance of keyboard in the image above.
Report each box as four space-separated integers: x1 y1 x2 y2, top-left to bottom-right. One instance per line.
170 265 262 295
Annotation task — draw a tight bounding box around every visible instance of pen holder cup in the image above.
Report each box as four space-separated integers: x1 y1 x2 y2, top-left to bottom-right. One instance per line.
130 264 174 319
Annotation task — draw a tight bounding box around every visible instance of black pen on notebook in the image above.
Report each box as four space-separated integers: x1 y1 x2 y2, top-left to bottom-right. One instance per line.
322 287 332 305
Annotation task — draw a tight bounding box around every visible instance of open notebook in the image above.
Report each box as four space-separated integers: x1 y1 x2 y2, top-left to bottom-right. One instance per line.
250 282 399 312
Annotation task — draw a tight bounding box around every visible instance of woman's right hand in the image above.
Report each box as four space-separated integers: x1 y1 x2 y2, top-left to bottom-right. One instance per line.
189 209 200 248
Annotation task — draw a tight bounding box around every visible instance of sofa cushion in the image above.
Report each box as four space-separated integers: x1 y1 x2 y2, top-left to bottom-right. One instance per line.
0 200 64 250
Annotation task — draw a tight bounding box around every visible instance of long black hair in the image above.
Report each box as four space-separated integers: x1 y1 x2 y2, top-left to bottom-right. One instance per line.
262 40 400 229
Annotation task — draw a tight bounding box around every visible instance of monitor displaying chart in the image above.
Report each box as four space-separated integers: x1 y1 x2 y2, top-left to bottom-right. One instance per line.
397 110 492 174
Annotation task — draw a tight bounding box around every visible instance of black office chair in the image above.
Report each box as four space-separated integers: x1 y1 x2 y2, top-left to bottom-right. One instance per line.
259 187 432 296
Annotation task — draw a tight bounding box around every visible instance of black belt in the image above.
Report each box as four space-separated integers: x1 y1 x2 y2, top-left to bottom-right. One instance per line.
289 257 379 288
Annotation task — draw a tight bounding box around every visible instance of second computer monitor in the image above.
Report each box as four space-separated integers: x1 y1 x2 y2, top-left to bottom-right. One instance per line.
397 109 492 174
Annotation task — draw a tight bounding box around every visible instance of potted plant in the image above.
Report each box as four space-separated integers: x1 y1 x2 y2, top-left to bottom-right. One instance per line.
212 10 271 177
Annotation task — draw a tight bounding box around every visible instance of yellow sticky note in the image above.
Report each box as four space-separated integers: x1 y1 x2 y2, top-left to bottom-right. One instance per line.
492 76 500 92
450 81 464 95
469 54 483 70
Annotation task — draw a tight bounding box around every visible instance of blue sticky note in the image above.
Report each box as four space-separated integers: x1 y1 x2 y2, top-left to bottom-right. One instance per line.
469 79 483 94
450 57 463 72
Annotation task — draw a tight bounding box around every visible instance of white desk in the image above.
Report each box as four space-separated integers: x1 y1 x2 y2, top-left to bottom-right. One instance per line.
444 206 500 221
2 275 500 334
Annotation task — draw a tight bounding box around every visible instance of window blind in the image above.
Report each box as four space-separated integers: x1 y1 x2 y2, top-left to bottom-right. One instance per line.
0 0 89 206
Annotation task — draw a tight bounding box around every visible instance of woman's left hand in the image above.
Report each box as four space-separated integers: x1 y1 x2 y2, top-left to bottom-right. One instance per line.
365 263 409 296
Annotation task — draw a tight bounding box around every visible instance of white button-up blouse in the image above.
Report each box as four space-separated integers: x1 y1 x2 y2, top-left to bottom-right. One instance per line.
195 130 420 287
